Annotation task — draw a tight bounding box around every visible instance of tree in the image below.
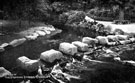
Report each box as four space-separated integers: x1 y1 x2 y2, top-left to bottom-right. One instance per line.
110 0 135 22
87 0 135 23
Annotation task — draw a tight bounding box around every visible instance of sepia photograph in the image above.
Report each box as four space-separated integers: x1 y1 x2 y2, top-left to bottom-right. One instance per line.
0 0 135 83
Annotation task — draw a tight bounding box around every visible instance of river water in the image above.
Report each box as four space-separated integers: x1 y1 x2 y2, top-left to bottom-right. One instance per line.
1 25 135 83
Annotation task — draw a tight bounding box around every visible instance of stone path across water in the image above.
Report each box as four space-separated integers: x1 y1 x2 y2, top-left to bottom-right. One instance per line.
0 25 62 70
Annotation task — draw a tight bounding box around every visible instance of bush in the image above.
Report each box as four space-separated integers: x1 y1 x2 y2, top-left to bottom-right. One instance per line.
66 11 86 24
51 2 70 14
59 10 86 25
59 13 69 24
86 8 118 21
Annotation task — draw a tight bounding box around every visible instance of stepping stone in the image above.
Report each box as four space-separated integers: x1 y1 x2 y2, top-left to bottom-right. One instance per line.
0 43 9 48
114 57 121 62
96 36 108 45
40 49 63 63
123 60 135 66
72 41 89 51
26 35 37 40
0 67 12 78
9 38 26 47
107 42 116 46
25 33 39 40
0 43 12 50
42 26 55 31
44 26 55 31
48 25 55 30
35 30 46 36
32 32 39 37
17 56 39 72
48 27 55 31
42 30 51 34
107 35 118 42
119 40 131 45
129 38 135 42
115 35 129 40
59 42 77 55
0 43 7 52
82 37 98 46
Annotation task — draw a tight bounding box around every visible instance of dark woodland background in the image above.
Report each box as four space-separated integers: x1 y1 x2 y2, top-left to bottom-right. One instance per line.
1 0 135 23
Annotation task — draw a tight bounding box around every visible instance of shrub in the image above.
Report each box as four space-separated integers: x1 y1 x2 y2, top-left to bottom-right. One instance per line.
59 13 69 24
66 11 86 24
59 10 86 25
51 2 70 13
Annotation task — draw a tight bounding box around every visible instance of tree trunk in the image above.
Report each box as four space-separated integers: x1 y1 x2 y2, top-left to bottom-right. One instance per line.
119 8 124 22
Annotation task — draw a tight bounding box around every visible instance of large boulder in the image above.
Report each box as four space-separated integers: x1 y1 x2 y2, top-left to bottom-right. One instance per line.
9 38 26 47
72 41 89 51
82 37 98 46
96 36 109 45
16 56 39 72
0 67 12 78
59 42 78 55
40 49 63 63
